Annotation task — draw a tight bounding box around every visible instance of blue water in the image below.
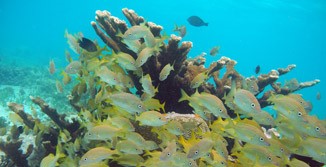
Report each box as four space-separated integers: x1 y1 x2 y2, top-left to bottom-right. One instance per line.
1 0 325 119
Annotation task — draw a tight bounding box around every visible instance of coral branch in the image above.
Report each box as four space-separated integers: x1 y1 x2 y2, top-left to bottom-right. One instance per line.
277 64 296 75
91 21 120 52
122 8 145 26
30 96 79 133
0 140 29 167
7 102 36 129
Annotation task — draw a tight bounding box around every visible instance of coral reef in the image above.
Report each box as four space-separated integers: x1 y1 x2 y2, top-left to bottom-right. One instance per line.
0 8 324 167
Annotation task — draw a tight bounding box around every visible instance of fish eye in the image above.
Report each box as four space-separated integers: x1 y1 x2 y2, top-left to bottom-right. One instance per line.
195 151 199 155
280 148 284 152
251 103 255 108
259 137 264 141
189 162 192 166
268 157 272 161
158 117 161 120
84 158 87 161
137 104 142 109
298 112 302 116
167 152 171 156
221 161 225 165
219 109 223 113
315 127 320 131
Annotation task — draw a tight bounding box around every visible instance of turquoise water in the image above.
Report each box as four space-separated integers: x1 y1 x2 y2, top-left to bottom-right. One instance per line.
0 0 325 119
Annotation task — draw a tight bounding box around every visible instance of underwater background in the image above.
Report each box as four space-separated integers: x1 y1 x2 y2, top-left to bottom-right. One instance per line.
1 0 325 119
0 0 325 167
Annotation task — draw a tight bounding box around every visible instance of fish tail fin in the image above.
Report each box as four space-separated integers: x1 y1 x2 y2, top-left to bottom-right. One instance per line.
179 89 190 102
160 101 166 113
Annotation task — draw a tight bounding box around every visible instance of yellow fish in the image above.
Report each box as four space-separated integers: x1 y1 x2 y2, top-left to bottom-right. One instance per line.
160 140 177 161
116 140 143 154
135 47 155 67
65 61 82 74
159 63 174 81
234 89 261 114
236 144 281 166
114 51 138 71
61 71 71 85
225 119 270 146
96 66 121 87
136 110 167 127
48 59 56 75
268 94 308 123
140 74 157 97
190 70 209 89
164 120 184 135
122 25 149 40
122 38 142 53
79 147 116 166
107 92 146 115
193 91 229 118
187 138 214 159
84 124 120 141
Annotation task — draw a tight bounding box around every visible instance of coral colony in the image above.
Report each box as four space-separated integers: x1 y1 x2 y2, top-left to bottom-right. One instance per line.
0 8 324 167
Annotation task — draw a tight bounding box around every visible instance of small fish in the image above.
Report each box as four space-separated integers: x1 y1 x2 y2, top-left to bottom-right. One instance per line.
84 124 120 141
114 52 138 71
238 144 281 166
108 92 146 115
108 116 135 132
160 140 177 161
243 77 259 95
122 25 149 40
65 61 82 74
122 38 142 53
251 111 275 126
78 37 97 52
96 66 121 87
190 70 209 89
268 95 308 123
124 132 146 146
144 140 159 151
298 137 326 164
116 140 143 154
234 89 262 114
48 59 56 75
113 154 145 166
316 91 321 100
226 120 270 146
187 16 208 27
55 80 63 93
136 110 167 127
210 46 220 56
65 50 72 62
255 65 260 74
79 147 116 166
159 63 174 81
173 152 198 167
164 120 184 135
288 94 312 112
173 24 187 38
193 91 229 118
140 74 157 97
61 71 71 85
135 47 155 67
187 138 214 159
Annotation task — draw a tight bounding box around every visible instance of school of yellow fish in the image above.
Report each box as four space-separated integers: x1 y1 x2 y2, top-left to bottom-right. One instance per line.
40 21 326 167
